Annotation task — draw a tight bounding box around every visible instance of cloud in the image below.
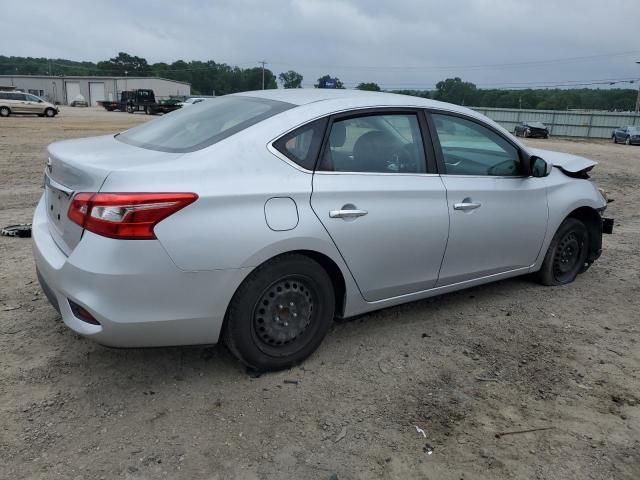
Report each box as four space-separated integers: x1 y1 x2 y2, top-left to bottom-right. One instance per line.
1 0 638 89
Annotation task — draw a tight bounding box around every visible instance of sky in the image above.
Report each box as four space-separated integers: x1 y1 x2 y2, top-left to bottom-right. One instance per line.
1 0 639 90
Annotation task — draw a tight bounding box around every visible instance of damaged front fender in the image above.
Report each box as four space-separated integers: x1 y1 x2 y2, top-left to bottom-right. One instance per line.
530 148 597 178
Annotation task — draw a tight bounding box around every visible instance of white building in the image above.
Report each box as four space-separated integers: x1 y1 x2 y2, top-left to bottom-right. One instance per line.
0 75 191 106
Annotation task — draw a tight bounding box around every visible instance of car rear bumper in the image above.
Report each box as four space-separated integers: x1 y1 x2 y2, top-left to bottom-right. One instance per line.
32 196 250 347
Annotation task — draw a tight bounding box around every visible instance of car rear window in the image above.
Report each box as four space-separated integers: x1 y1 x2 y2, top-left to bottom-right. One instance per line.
116 96 294 153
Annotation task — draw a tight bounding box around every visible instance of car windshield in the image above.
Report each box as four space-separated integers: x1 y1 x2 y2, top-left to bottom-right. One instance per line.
117 96 294 153
526 122 546 128
627 126 640 133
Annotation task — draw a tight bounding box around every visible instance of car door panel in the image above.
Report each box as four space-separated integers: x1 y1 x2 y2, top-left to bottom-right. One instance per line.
312 173 449 301
310 110 449 302
428 111 549 286
436 175 548 285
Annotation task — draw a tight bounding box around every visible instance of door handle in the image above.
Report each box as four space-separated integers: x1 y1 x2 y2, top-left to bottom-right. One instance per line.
454 202 481 211
329 209 368 219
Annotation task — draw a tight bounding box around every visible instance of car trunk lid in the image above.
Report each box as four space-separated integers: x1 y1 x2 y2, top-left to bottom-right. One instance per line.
45 134 183 254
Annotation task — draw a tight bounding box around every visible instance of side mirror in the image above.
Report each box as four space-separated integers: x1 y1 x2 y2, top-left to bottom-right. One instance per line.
530 156 552 177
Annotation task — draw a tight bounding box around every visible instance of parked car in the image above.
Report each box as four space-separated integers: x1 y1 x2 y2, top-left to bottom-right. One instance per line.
33 90 613 371
514 121 549 138
0 91 59 117
177 97 208 107
611 125 640 145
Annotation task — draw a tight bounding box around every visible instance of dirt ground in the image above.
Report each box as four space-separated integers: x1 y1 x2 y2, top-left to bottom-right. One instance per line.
1 107 638 480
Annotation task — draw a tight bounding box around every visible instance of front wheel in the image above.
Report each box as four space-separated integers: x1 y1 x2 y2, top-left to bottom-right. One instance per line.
537 218 589 286
45 108 56 118
223 254 335 371
625 136 631 145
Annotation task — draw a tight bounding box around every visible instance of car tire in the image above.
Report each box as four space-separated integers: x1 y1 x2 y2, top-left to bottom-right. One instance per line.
45 108 56 118
523 130 529 138
223 254 335 371
537 218 589 286
514 129 519 137
127 105 134 114
625 136 631 145
0 106 10 117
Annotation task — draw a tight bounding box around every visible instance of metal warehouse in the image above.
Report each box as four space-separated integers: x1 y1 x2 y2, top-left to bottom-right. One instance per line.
0 75 191 106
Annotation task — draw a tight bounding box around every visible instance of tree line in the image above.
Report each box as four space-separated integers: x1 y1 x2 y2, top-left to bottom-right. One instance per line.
1 55 636 110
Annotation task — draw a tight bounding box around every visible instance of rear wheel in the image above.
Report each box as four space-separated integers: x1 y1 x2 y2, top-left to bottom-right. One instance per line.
0 106 10 117
537 218 589 286
126 104 134 114
223 254 335 371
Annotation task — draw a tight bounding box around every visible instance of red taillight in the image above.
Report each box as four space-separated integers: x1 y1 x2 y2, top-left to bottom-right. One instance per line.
68 192 198 240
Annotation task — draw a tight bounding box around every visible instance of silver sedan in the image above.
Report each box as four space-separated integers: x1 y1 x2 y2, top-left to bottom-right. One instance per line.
33 90 613 370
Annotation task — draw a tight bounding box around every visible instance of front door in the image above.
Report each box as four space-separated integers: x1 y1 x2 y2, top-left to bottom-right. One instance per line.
429 112 548 286
24 94 44 114
311 110 449 301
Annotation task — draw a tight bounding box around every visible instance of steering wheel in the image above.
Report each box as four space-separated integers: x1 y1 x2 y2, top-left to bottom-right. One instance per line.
387 143 418 173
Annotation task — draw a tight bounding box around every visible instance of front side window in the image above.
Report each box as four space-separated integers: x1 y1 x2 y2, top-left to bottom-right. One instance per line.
319 113 426 173
117 96 294 153
432 114 521 176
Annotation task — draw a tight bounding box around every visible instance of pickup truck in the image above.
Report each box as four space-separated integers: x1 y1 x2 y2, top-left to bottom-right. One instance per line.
98 89 182 115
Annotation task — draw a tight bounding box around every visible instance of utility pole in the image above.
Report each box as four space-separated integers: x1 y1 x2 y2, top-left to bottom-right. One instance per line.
635 62 640 113
259 60 267 89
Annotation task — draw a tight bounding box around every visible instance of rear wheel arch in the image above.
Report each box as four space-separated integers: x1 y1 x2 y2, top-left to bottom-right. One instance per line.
224 250 347 324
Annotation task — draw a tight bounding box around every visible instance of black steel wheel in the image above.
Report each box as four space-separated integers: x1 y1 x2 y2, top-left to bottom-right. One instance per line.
223 254 335 371
537 218 589 286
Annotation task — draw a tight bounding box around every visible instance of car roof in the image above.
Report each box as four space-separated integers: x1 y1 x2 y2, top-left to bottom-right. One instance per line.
232 88 474 113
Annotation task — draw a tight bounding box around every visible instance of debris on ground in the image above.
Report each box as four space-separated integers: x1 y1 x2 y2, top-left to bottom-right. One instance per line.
1 224 32 238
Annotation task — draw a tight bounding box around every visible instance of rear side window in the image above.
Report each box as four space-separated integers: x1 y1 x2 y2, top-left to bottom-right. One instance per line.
273 119 327 170
117 96 294 153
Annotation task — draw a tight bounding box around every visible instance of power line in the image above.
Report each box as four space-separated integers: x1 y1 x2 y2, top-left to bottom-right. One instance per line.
267 50 640 72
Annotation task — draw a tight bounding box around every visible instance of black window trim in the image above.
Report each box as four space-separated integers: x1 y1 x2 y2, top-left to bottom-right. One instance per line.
314 107 438 175
424 108 530 178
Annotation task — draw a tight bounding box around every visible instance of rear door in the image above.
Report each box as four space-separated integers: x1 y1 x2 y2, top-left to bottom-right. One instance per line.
427 111 548 286
310 109 449 301
8 92 29 113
